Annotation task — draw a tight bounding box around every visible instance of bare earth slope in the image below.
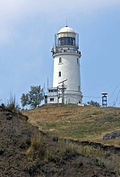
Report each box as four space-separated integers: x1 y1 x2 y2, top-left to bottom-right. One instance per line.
0 107 119 176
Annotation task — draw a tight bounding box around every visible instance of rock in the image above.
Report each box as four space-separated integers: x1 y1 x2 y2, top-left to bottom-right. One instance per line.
103 131 120 140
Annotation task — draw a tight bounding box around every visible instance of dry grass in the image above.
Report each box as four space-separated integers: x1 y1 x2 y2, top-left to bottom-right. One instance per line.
25 127 120 175
66 142 120 175
22 104 120 146
26 130 49 161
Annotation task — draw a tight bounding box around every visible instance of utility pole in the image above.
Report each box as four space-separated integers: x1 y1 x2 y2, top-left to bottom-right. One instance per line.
58 79 67 105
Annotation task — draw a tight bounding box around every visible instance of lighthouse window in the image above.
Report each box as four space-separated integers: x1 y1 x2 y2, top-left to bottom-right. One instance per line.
59 37 75 46
59 71 61 77
50 98 54 102
77 58 79 64
59 57 62 63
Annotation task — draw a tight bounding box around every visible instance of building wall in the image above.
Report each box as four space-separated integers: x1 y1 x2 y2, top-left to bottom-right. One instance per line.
47 92 81 104
52 53 82 104
47 95 58 104
59 93 81 104
53 53 81 93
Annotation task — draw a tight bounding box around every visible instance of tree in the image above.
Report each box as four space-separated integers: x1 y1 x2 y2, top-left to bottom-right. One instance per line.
87 100 100 107
21 86 44 109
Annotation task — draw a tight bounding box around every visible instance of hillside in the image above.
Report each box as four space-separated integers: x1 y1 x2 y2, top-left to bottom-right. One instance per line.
1 105 120 176
23 104 120 146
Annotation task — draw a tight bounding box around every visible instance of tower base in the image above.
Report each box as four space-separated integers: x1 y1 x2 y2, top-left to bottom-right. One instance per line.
47 88 82 105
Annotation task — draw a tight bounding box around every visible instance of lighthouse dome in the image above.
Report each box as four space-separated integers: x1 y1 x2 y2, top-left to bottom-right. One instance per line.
57 26 76 38
58 26 75 34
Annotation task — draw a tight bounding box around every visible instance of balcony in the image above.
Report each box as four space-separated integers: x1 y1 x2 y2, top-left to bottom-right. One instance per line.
52 47 81 57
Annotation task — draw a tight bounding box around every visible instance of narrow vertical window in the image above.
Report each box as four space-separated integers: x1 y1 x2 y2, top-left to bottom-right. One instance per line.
77 58 79 64
59 57 62 63
59 71 61 77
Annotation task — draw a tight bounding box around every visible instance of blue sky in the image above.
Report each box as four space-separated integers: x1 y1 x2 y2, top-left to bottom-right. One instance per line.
0 0 120 107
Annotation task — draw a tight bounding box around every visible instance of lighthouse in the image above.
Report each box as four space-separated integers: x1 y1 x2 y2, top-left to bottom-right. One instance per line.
47 26 82 104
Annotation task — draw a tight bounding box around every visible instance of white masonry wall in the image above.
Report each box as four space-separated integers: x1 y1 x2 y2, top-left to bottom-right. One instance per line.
53 53 81 104
53 54 80 91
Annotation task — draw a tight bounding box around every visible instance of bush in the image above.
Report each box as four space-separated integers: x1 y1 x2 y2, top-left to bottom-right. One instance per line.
0 103 5 110
0 95 20 112
87 100 100 107
6 95 20 112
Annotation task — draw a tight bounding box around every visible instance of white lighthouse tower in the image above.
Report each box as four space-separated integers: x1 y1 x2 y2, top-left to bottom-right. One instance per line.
47 26 82 104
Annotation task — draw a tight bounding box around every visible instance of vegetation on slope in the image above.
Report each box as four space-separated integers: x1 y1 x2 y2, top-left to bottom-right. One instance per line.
23 104 120 146
1 107 119 176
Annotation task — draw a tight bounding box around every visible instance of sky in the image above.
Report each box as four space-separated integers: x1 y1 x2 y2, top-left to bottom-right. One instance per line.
0 0 120 107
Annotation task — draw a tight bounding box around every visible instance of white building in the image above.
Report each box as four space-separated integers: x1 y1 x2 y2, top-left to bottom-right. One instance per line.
47 26 82 104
